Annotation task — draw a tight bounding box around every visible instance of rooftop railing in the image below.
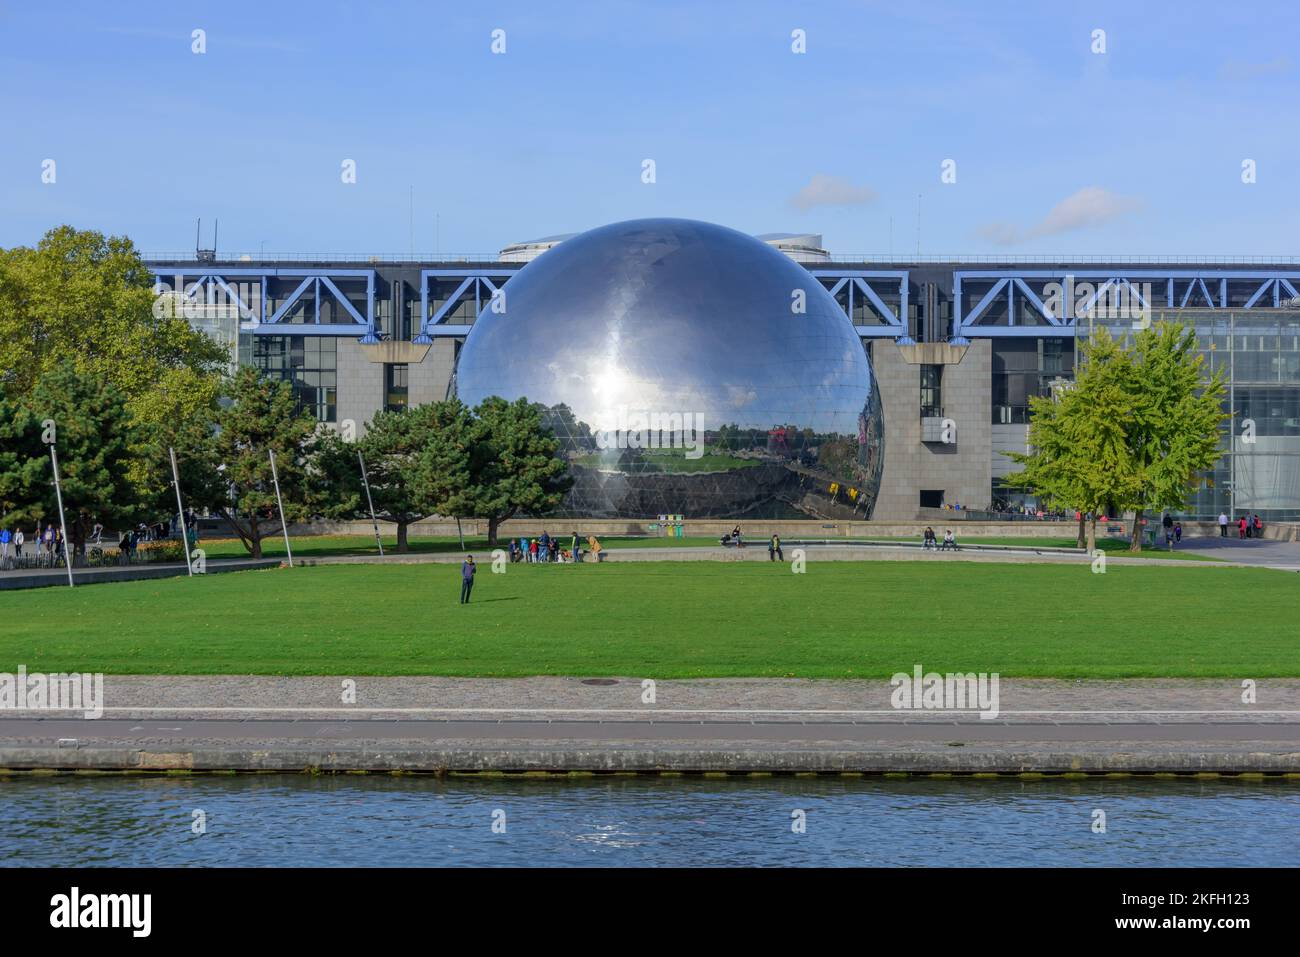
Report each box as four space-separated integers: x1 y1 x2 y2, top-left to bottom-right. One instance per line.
142 252 1300 266
143 252 506 264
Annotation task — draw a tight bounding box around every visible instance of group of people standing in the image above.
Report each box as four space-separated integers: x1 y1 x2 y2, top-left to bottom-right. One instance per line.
507 531 602 564
0 513 200 571
1218 512 1264 539
0 525 64 568
462 530 606 603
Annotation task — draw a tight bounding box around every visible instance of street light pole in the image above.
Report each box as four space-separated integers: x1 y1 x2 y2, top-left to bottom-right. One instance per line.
48 446 74 587
268 448 294 568
170 446 193 577
358 450 384 556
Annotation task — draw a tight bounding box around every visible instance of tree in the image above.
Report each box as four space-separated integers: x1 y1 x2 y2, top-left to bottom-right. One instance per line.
317 402 467 551
1122 322 1228 551
0 362 139 556
187 367 320 558
459 397 572 545
0 227 227 437
0 388 46 532
413 398 481 530
1005 322 1227 553
1004 330 1141 553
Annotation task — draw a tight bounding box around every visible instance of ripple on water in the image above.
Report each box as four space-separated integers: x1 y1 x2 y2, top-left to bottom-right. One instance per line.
0 775 1296 867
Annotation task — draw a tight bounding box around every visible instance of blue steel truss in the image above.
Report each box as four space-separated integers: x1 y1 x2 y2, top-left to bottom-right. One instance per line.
808 269 911 340
152 268 378 342
953 269 1300 340
412 268 913 343
414 269 521 342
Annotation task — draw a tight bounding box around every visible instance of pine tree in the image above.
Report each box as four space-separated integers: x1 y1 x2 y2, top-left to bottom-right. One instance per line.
317 402 464 551
0 362 139 556
460 397 572 545
189 367 320 558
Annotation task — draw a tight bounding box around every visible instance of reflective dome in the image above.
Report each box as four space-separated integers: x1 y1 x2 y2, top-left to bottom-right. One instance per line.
455 218 884 519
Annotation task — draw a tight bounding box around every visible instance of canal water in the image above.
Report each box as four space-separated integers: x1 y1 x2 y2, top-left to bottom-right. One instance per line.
1 775 1296 867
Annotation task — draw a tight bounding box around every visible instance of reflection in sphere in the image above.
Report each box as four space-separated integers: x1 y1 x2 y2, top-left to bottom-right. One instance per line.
455 218 884 519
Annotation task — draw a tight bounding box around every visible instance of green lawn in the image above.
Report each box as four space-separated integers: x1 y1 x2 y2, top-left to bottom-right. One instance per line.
3 561 1295 678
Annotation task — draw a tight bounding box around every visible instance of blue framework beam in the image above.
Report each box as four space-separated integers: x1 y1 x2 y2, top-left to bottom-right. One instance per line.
415 268 519 342
808 269 909 339
152 267 377 341
954 269 1300 339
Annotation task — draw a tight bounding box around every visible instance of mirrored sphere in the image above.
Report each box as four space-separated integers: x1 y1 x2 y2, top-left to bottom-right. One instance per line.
455 218 884 519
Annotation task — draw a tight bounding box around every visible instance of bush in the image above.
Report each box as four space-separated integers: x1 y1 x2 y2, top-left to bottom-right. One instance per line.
135 540 186 563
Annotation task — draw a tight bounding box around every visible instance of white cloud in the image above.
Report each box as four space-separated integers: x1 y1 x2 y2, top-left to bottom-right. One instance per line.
788 174 877 211
978 187 1141 246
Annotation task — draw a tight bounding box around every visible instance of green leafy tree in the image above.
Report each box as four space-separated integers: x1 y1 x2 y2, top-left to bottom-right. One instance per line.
187 368 321 558
0 362 139 555
459 397 572 545
1004 331 1141 552
1122 322 1228 550
0 227 227 444
1006 322 1227 552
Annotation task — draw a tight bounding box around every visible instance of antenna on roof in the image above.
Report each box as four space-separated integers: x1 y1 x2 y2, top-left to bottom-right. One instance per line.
916 194 922 258
196 217 216 263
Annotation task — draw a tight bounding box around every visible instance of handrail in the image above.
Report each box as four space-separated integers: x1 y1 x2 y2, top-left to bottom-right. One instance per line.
141 252 1300 267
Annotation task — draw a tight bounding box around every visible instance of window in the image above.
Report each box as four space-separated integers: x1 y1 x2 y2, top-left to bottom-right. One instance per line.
920 364 943 418
385 363 409 412
252 336 337 422
992 338 1076 423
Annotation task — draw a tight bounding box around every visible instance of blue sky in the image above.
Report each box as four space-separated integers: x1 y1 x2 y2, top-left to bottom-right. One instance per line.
2 0 1297 258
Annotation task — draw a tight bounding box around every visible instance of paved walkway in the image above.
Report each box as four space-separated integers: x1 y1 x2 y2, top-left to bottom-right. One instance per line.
26 674 1298 720
0 557 278 590
3 678 1296 772
5 537 1298 590
295 535 1300 570
1163 535 1300 569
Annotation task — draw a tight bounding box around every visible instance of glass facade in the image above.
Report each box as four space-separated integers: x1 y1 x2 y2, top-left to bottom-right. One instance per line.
252 336 337 422
992 339 1077 424
384 363 408 412
920 364 943 419
455 218 885 519
1086 310 1300 521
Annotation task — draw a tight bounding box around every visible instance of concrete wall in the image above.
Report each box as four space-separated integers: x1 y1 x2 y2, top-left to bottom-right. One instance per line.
334 340 456 434
285 517 1085 540
410 339 457 406
335 338 385 434
868 340 992 520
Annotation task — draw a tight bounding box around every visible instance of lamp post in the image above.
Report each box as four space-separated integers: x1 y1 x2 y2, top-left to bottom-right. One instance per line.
358 450 384 556
48 447 74 587
170 447 193 577
268 449 294 567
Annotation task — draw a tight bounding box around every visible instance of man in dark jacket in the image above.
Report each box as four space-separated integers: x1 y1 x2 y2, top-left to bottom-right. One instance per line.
460 555 476 604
